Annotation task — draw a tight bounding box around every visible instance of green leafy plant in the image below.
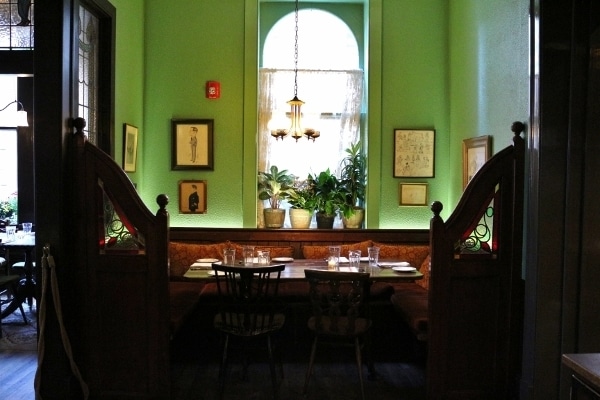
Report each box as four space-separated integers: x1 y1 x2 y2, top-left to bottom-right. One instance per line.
0 199 17 222
257 165 296 209
339 141 367 218
287 177 317 211
311 169 345 216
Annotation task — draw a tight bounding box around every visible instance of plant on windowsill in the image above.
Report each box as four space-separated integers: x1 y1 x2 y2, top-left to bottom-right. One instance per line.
339 141 367 229
311 169 345 229
287 176 317 229
258 165 296 228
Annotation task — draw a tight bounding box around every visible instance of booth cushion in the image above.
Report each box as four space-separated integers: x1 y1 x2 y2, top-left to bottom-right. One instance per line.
302 240 373 259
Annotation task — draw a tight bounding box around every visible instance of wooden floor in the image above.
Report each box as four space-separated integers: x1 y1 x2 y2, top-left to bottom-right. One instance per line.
1 304 426 399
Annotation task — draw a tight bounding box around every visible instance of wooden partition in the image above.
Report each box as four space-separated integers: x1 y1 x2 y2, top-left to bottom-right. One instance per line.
68 119 171 399
427 122 525 399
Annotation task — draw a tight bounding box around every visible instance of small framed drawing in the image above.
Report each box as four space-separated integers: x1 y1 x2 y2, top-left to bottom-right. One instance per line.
122 123 138 172
394 129 435 178
399 183 428 206
178 180 207 214
172 119 214 170
462 135 491 189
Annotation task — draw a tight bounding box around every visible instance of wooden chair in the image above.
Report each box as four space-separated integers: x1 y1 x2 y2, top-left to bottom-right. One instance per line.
303 269 372 400
211 263 286 400
0 274 28 337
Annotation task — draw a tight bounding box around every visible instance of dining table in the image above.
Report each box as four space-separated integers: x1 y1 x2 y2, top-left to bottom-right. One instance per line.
183 258 423 282
0 232 36 318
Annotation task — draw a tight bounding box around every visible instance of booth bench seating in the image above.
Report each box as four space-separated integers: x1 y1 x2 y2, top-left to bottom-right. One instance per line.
166 231 431 342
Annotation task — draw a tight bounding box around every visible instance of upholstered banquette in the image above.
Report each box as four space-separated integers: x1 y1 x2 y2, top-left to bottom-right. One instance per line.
167 233 431 341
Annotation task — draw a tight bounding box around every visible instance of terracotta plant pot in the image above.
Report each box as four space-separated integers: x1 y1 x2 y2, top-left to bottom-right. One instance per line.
289 208 312 229
316 212 335 229
342 208 365 229
263 208 286 228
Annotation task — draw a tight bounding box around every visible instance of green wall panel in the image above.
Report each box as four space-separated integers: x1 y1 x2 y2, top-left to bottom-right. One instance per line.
109 0 529 228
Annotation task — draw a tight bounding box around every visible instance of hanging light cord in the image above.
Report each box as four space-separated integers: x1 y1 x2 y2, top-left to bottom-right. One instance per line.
293 0 299 97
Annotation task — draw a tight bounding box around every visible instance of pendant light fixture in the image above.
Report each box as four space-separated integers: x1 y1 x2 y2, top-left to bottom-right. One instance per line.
270 0 320 142
0 100 29 127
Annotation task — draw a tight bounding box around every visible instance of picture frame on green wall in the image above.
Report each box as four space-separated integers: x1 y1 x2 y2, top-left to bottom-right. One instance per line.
123 123 138 172
462 135 491 189
393 129 435 178
171 119 214 170
399 182 428 206
178 180 207 214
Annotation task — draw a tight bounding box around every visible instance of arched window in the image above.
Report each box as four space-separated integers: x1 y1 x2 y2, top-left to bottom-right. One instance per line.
258 9 364 228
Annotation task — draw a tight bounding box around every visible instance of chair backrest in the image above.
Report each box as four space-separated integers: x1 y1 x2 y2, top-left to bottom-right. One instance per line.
212 263 285 336
303 269 371 335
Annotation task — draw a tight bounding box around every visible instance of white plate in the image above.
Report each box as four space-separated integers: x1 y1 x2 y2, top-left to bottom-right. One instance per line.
272 257 294 262
379 261 411 268
392 266 417 273
196 258 220 263
207 270 226 276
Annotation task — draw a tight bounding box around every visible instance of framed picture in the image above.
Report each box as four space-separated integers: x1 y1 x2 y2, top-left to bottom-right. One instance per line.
178 180 207 214
394 129 435 177
171 119 214 170
122 123 138 172
462 135 491 189
399 183 429 206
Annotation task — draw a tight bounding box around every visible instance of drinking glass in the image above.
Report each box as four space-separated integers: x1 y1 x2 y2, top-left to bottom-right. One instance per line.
349 250 362 271
368 246 380 269
223 248 236 265
22 222 32 234
257 250 270 265
243 246 255 266
6 225 16 241
328 246 341 270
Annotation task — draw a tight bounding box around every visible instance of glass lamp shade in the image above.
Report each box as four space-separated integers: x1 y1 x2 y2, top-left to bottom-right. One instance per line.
15 110 29 127
287 95 305 141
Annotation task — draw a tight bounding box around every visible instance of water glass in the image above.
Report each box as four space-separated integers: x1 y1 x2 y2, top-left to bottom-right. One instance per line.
223 248 236 265
349 250 362 271
328 246 341 270
6 225 16 241
22 222 33 234
257 250 270 265
368 246 380 268
243 245 255 266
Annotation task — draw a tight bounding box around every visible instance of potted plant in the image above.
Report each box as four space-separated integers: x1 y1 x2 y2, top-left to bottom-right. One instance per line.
287 177 317 229
258 165 295 228
339 141 367 229
311 169 344 229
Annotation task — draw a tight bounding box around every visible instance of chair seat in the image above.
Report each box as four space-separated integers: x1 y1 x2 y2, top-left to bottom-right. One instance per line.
214 312 286 336
307 316 371 337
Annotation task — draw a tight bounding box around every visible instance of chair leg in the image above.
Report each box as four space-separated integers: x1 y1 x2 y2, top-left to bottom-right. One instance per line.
355 337 365 400
303 336 318 395
267 335 280 400
218 334 230 400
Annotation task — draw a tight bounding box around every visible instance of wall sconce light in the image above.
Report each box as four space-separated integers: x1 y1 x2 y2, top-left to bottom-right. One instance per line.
0 100 29 127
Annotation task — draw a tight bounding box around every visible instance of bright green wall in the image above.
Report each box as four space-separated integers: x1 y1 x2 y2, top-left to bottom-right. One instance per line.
447 0 530 209
110 0 529 228
110 0 145 187
378 0 449 229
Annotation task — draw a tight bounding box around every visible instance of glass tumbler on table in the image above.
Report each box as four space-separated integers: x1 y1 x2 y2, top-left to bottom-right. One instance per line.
368 246 380 270
257 250 270 265
349 250 362 271
328 246 341 270
223 248 236 265
243 246 255 266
